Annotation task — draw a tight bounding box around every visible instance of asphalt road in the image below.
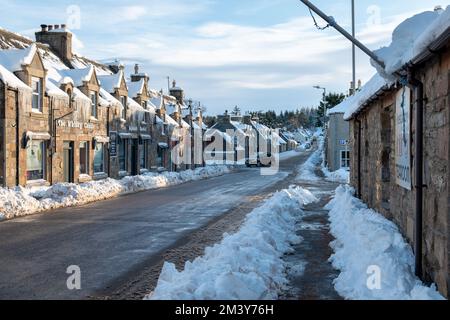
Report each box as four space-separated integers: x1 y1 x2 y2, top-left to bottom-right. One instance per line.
0 150 312 300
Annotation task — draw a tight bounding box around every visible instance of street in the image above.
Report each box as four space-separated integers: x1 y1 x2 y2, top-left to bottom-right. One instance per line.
0 149 314 300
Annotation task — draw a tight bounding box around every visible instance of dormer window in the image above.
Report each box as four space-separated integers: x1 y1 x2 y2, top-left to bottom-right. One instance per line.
142 101 147 109
120 96 127 119
31 77 43 112
90 91 98 118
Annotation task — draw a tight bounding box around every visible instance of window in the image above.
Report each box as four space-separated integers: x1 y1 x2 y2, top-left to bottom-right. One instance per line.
157 146 164 168
79 142 89 174
340 150 350 168
93 142 104 173
142 101 147 109
27 140 45 181
119 139 128 172
31 77 43 112
140 142 148 169
120 96 127 119
90 91 98 118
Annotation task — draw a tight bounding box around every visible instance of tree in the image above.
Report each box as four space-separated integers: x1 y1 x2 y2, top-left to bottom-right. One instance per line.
316 92 346 127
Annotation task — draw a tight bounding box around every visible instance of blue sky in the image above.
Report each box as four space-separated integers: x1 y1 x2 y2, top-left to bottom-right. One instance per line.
0 0 448 115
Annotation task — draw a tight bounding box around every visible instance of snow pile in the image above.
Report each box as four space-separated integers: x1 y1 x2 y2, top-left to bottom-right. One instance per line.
148 186 318 300
0 166 230 220
326 185 445 300
372 6 450 77
322 167 349 184
296 148 321 181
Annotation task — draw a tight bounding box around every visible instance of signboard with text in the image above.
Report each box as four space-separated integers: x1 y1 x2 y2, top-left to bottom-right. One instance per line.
109 132 118 157
395 87 412 190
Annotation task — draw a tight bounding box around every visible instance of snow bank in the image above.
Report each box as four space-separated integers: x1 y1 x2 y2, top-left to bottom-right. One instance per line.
326 185 445 300
372 6 450 77
148 186 318 300
322 167 349 184
0 166 230 220
296 148 321 182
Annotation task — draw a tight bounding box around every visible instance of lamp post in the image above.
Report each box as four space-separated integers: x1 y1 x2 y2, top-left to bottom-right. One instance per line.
351 0 356 95
313 85 327 127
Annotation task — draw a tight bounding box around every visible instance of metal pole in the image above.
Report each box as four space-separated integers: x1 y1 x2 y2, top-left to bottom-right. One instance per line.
300 0 385 69
351 0 356 95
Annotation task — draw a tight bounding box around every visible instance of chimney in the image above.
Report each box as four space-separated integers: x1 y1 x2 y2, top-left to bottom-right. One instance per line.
434 5 443 12
40 24 48 32
243 115 252 125
130 63 149 82
217 111 231 125
35 23 73 66
169 80 185 104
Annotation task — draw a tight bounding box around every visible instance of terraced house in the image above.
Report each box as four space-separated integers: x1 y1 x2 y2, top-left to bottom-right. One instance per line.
0 24 203 187
342 11 450 297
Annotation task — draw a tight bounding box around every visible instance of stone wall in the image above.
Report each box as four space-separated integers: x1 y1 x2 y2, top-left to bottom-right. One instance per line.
349 45 449 297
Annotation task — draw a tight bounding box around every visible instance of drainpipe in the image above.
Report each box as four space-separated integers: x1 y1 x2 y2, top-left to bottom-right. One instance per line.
356 118 362 199
15 90 20 186
408 72 424 279
107 107 111 177
1 86 8 187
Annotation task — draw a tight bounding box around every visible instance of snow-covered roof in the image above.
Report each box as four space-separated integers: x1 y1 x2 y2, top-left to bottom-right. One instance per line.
194 120 208 130
205 128 234 144
0 43 37 72
166 103 179 115
98 70 126 93
0 63 31 90
99 87 122 108
342 74 393 120
165 114 179 127
372 6 450 78
150 96 163 109
59 65 95 87
181 119 191 129
72 87 91 103
46 78 69 99
127 79 145 98
251 120 271 139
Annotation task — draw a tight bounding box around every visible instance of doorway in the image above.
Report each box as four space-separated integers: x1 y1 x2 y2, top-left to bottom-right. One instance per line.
130 139 138 176
63 141 74 183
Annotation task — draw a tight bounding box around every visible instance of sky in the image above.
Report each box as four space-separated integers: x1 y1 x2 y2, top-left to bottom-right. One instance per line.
0 0 448 115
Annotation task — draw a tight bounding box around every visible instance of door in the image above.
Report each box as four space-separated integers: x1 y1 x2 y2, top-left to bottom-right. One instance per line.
130 139 138 176
63 141 74 183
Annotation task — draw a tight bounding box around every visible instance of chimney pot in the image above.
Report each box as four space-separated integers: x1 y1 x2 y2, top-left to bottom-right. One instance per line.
40 24 48 32
48 25 54 31
61 24 67 30
54 24 60 29
134 63 139 74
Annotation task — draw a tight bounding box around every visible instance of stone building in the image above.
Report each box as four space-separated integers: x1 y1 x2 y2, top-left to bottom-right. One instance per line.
345 17 449 297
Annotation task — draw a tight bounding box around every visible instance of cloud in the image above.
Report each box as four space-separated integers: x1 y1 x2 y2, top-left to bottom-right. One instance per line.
120 6 148 21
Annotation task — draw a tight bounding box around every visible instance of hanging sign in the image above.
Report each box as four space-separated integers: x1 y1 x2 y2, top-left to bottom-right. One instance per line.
395 86 412 190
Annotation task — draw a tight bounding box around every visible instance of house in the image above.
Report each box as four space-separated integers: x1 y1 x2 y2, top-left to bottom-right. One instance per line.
344 7 450 297
325 102 351 171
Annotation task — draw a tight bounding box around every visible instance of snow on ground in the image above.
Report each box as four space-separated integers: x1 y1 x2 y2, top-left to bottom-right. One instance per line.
326 185 445 300
0 166 230 220
278 148 303 161
147 186 318 300
322 167 350 184
296 147 321 182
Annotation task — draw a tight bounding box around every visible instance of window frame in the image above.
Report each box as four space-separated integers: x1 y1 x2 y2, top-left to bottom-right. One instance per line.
90 91 98 118
340 150 350 168
93 142 105 174
119 138 128 172
31 77 43 112
26 140 46 181
79 141 90 175
120 96 127 119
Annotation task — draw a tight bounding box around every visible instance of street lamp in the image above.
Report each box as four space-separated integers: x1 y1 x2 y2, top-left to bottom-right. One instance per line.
313 85 327 127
